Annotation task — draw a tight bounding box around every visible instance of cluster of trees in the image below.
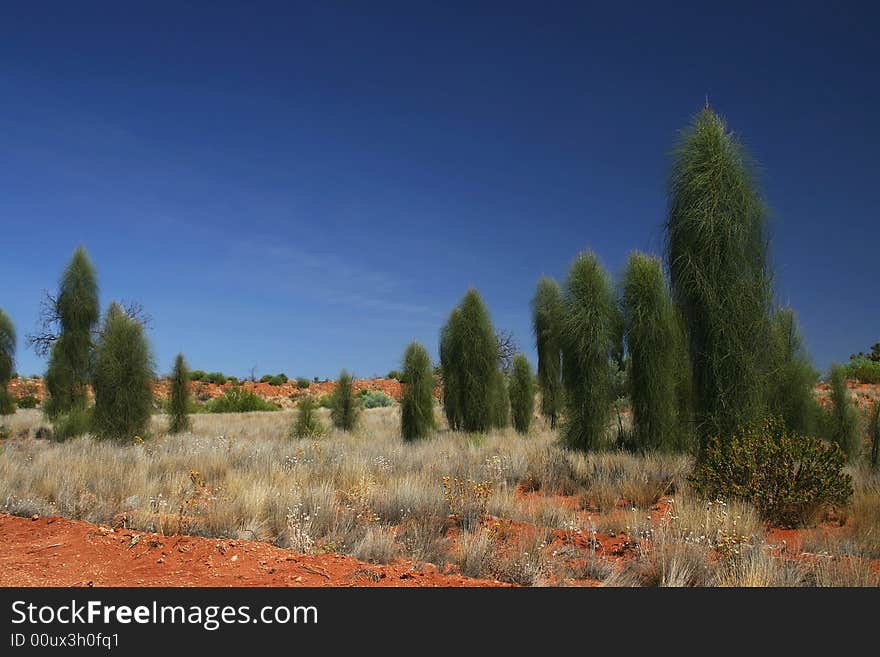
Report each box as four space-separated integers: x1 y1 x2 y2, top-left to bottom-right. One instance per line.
0 107 874 467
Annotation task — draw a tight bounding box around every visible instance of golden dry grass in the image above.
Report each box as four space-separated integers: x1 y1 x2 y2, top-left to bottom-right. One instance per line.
1 406 877 586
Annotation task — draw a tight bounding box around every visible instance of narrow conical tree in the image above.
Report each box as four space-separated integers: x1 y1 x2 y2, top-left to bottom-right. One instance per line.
291 397 325 438
167 353 191 434
826 364 860 461
490 367 509 429
330 369 359 431
439 289 498 433
560 252 616 451
666 108 773 445
531 277 563 429
92 303 155 440
439 308 463 431
767 308 819 435
45 246 100 420
0 309 16 415
622 253 680 451
400 341 436 441
508 354 535 435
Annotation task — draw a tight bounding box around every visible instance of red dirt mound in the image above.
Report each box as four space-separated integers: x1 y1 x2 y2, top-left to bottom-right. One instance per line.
0 514 509 587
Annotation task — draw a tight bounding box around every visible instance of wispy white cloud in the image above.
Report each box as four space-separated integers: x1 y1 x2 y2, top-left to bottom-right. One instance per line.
231 239 442 319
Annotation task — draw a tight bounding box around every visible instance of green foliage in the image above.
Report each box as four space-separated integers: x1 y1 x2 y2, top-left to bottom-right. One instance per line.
290 397 325 438
296 377 311 389
387 370 403 381
666 108 773 445
0 308 15 416
316 394 334 408
52 407 93 442
531 277 563 429
203 387 279 413
91 303 156 441
559 252 616 451
267 374 287 386
400 342 436 441
168 353 191 434
362 391 393 408
439 289 499 433
843 356 880 384
45 247 99 420
330 370 359 431
825 364 861 461
189 369 207 381
204 371 227 385
766 308 820 434
489 368 509 429
692 418 853 527
15 395 40 410
622 252 680 451
508 354 535 435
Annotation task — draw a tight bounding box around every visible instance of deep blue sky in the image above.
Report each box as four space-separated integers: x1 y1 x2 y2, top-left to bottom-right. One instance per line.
2 2 877 379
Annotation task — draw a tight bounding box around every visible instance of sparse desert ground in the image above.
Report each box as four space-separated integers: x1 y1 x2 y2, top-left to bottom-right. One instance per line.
1 406 878 586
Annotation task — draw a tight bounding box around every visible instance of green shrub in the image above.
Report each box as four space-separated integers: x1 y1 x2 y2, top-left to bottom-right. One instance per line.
400 342 435 441
844 357 880 384
227 376 238 383
622 252 681 451
91 303 156 441
317 394 334 408
259 374 272 383
767 308 820 434
16 394 40 410
666 108 773 445
167 353 191 434
290 397 325 438
508 354 535 435
330 370 359 431
203 387 279 413
205 371 227 385
189 370 207 381
440 289 501 433
0 308 15 416
387 370 402 380
559 252 616 451
296 377 311 389
531 277 563 429
825 364 861 461
44 247 99 421
692 418 853 527
362 390 393 408
489 368 509 429
267 374 286 386
52 407 93 442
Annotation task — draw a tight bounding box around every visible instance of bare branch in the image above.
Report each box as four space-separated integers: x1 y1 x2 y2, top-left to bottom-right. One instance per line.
496 329 519 372
25 290 61 358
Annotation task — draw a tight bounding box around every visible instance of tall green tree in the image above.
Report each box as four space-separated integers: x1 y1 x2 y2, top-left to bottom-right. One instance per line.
92 303 155 440
666 107 773 445
167 353 192 434
490 367 509 429
439 307 463 430
767 308 819 435
330 369 359 431
622 252 680 451
439 289 499 433
826 364 860 461
0 309 16 415
531 277 563 429
400 341 436 441
508 354 535 435
44 246 100 420
560 252 616 451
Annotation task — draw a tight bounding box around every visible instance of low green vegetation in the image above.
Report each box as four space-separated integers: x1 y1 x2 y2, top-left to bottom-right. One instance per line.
203 387 280 413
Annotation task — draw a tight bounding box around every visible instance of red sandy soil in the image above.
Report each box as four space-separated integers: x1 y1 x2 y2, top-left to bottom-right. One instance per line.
0 514 509 588
11 377 877 411
7 377 443 409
